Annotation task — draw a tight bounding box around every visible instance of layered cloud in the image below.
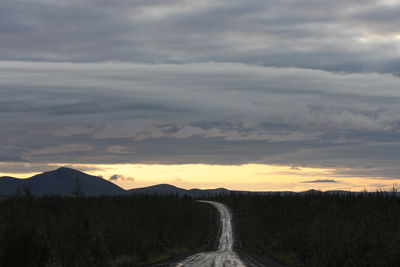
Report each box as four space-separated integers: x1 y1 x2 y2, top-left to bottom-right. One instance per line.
0 61 400 179
1 0 400 182
1 0 400 72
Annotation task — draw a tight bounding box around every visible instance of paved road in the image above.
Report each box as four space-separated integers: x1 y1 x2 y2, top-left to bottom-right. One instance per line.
175 200 258 267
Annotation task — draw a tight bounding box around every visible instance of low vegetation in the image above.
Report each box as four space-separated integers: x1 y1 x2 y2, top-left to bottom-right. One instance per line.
219 192 400 267
0 193 214 267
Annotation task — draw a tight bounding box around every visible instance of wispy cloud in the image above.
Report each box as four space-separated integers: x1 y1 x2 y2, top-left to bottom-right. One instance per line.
301 179 338 183
108 174 134 182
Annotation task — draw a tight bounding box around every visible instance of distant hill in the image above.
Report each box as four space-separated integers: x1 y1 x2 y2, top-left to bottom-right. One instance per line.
128 184 230 196
1 167 398 197
0 167 125 196
128 183 188 195
0 168 231 197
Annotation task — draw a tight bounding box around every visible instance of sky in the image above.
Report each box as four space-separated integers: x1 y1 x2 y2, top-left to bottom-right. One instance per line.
1 0 400 191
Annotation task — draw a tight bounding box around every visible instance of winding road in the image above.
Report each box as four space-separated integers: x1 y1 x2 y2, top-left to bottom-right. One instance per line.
175 200 263 267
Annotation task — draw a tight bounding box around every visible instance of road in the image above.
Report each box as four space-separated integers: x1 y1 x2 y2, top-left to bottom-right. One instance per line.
175 200 262 267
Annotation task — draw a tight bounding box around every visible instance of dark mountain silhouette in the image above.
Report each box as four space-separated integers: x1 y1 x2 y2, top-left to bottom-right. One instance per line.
188 187 230 197
0 167 125 196
128 184 188 195
2 167 396 197
299 189 321 195
0 168 231 196
128 184 230 196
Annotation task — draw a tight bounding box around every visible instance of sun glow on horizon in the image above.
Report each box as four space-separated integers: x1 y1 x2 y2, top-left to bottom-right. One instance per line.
1 163 398 192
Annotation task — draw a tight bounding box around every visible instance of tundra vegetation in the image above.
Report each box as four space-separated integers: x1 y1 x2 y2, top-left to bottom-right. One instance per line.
0 193 214 267
219 191 400 267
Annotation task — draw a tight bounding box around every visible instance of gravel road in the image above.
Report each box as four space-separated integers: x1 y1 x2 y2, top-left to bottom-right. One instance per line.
175 200 264 267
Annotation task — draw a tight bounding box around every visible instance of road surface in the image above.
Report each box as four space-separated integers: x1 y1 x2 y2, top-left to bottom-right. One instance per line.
175 200 261 267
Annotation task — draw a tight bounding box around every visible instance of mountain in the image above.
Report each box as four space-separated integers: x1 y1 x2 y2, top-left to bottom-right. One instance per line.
0 168 231 197
0 167 125 196
299 189 322 195
128 184 188 195
2 167 396 197
127 184 230 197
188 187 230 197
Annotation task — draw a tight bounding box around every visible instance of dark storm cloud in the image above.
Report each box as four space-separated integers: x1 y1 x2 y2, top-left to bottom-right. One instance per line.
1 0 399 72
1 61 400 179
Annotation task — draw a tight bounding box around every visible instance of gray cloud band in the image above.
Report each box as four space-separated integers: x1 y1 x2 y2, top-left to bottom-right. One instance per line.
0 0 400 73
0 61 400 179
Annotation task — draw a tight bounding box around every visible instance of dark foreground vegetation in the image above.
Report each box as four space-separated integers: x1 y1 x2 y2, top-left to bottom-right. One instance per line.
0 193 214 267
219 192 400 267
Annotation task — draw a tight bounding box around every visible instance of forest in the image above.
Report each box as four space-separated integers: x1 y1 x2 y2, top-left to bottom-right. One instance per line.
2 190 400 267
0 193 214 267
218 191 400 267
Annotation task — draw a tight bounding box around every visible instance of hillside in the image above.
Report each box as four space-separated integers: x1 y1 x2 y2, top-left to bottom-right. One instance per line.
0 167 125 196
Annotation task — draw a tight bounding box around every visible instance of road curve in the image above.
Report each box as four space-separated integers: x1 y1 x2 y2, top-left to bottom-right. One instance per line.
175 200 250 267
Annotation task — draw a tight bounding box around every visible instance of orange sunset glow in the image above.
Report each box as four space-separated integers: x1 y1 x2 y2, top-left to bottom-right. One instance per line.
1 163 398 192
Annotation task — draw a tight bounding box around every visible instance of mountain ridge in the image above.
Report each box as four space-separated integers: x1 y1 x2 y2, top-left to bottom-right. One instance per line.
1 167 398 197
0 167 125 196
0 167 233 196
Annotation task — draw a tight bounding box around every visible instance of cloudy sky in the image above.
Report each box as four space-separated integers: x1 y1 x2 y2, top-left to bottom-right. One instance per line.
1 0 400 191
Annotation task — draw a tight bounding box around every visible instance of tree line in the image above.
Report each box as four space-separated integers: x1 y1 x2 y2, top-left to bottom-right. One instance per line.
0 193 214 267
217 191 400 267
2 188 399 267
